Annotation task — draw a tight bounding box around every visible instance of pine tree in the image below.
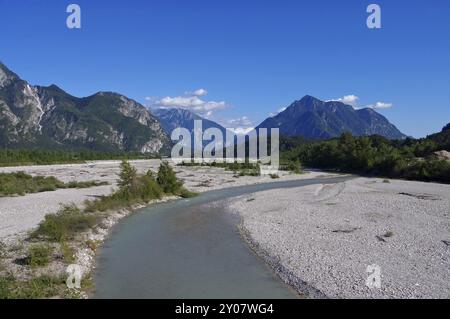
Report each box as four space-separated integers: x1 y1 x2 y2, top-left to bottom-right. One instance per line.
118 160 137 189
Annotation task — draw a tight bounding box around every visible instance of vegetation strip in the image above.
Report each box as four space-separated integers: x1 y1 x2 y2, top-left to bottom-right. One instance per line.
0 160 197 299
0 172 109 197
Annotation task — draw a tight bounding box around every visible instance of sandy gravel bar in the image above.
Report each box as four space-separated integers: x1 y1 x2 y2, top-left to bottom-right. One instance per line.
228 178 450 298
0 160 327 241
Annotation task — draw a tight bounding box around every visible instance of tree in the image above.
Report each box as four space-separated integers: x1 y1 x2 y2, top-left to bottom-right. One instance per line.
118 160 137 189
157 161 182 194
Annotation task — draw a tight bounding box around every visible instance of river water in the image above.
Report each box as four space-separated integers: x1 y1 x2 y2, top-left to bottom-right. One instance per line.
93 176 351 299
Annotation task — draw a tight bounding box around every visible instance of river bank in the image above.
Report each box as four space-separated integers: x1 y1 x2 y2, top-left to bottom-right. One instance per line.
0 160 329 298
228 178 450 298
92 175 352 298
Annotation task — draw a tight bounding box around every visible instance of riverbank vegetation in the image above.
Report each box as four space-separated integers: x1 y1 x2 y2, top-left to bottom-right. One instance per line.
283 124 450 183
0 149 159 167
0 160 196 299
0 172 109 197
177 159 302 176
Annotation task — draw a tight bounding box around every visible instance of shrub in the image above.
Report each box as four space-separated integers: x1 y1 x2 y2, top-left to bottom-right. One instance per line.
286 159 302 174
0 172 109 197
27 244 53 268
178 188 199 198
118 160 137 189
84 173 164 212
60 242 75 264
157 161 183 194
66 180 109 189
138 175 163 201
31 204 101 242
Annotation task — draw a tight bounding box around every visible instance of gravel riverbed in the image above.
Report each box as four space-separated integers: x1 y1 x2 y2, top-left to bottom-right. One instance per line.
228 178 450 298
0 160 325 241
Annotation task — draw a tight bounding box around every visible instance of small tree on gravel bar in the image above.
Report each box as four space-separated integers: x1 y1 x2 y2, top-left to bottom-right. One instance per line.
157 161 182 194
118 160 137 189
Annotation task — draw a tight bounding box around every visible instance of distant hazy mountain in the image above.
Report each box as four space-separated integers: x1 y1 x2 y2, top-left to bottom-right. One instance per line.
154 107 229 138
257 95 406 140
0 62 171 154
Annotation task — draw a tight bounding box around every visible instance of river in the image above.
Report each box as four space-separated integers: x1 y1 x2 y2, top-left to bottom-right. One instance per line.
93 176 351 298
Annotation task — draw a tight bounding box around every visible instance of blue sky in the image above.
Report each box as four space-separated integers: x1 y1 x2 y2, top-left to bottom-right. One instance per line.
1 0 449 137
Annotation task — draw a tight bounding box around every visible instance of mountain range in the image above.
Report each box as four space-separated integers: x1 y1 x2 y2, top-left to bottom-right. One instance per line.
0 62 407 154
257 95 406 140
0 62 170 154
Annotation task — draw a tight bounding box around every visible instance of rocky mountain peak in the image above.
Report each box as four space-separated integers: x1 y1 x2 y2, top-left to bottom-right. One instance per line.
0 62 18 88
257 95 406 140
0 62 171 154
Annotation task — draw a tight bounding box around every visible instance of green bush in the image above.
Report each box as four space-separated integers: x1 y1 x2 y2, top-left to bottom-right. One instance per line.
178 188 199 198
0 149 158 167
286 159 302 174
118 160 137 189
31 204 101 242
138 175 163 201
84 167 164 212
284 133 450 184
60 242 75 264
0 172 109 197
157 161 183 194
27 244 53 268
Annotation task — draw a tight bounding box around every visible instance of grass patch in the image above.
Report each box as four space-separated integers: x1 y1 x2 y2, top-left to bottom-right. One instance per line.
0 274 65 299
0 172 108 197
31 204 102 242
178 188 199 198
27 244 53 268
269 173 280 179
280 159 302 174
60 242 75 264
0 241 6 258
65 180 109 189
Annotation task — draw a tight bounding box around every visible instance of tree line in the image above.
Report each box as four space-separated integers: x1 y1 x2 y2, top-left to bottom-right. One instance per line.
283 124 450 184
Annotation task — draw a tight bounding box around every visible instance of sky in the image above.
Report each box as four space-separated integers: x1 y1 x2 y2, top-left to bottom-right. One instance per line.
1 0 449 138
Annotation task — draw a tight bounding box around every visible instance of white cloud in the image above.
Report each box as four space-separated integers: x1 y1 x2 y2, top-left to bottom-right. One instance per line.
365 102 393 109
222 116 254 135
226 116 253 127
189 88 208 97
328 95 359 107
146 89 227 117
229 127 255 135
328 94 393 110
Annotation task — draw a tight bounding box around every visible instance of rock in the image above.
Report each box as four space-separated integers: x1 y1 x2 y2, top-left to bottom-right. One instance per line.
434 150 450 162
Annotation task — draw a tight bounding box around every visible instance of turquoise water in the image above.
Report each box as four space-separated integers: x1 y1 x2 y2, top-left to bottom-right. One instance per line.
93 176 351 299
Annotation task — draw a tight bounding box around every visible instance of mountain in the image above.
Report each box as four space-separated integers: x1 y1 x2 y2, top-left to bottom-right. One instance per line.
0 62 171 154
154 107 230 139
257 95 406 140
427 123 450 151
